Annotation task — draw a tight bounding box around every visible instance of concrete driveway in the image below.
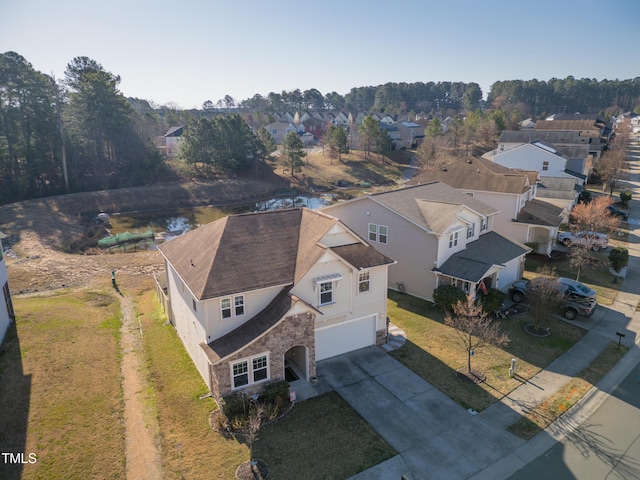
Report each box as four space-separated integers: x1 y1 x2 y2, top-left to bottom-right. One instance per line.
317 347 525 480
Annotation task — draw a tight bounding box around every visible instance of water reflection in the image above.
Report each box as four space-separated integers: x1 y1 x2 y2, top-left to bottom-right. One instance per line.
108 195 332 236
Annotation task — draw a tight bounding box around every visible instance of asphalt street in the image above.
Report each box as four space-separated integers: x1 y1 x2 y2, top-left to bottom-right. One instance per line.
507 358 640 479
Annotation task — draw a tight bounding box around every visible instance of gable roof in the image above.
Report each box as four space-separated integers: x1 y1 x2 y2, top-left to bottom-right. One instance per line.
164 125 184 137
201 287 300 364
437 231 530 282
406 156 531 194
158 208 339 300
498 130 589 145
368 182 499 234
534 119 601 133
515 199 563 227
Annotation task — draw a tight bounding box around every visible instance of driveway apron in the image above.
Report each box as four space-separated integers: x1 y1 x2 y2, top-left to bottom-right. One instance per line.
319 347 525 479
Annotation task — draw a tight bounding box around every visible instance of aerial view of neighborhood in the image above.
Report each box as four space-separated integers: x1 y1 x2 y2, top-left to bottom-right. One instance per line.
1 3 640 480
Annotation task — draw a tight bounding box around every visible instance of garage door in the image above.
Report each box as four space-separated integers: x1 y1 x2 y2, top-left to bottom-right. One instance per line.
315 315 377 361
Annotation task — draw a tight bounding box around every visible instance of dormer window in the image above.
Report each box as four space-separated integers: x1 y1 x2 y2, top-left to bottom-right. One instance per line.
466 223 475 239
448 231 459 248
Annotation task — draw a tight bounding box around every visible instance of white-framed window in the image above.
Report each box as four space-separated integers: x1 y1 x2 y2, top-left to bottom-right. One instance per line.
234 295 245 316
232 361 249 388
542 161 549 171
252 355 268 382
480 218 488 232
448 231 459 248
378 225 388 244
368 223 377 242
466 223 475 239
320 281 333 305
368 223 388 244
221 295 245 319
231 354 269 389
358 270 370 293
221 298 232 319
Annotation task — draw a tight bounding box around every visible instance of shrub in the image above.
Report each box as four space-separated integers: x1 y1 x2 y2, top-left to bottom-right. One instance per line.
620 189 632 208
433 285 466 312
609 246 629 273
578 190 592 204
480 288 505 315
221 393 248 421
264 380 290 407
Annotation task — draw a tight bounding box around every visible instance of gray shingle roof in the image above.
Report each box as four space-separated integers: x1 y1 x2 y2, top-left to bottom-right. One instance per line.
370 182 499 234
330 243 395 269
515 199 563 227
437 231 531 282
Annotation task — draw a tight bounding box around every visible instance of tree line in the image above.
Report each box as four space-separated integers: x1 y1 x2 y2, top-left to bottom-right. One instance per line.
487 77 640 116
0 52 166 205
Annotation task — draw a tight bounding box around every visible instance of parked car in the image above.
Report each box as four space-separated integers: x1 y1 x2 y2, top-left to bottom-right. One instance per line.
557 231 609 251
509 277 597 320
606 205 629 221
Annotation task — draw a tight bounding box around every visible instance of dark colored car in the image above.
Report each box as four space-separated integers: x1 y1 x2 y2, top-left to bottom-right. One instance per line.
509 277 597 320
606 205 629 221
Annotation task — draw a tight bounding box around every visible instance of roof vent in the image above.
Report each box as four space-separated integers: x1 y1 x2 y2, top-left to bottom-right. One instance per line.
467 159 472 164
442 167 447 171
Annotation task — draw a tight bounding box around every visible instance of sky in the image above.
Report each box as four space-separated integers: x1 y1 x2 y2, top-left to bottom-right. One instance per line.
2 0 639 110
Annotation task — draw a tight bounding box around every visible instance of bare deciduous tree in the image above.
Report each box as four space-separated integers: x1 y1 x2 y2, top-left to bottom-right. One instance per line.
416 135 450 172
568 195 620 280
444 295 509 377
244 401 265 464
526 266 565 332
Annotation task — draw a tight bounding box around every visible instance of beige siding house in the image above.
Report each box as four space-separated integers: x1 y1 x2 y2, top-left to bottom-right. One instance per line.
157 208 394 401
0 232 15 345
406 157 564 255
323 182 531 302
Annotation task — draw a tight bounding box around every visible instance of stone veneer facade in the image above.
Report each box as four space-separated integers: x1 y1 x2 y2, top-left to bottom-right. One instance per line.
209 311 316 401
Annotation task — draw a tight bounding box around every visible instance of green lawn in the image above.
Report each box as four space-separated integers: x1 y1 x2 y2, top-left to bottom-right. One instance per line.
524 251 622 306
0 291 125 480
138 290 396 479
387 291 586 412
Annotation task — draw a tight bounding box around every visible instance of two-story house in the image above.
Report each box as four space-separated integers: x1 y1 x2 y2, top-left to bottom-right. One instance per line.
157 208 394 401
483 141 585 210
406 157 564 255
0 232 15 345
397 122 425 149
264 121 304 144
323 182 530 302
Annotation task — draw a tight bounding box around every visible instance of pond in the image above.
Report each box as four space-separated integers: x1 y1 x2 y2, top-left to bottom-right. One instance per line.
107 195 334 238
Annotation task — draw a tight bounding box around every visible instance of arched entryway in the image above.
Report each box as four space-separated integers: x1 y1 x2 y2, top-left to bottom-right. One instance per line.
284 346 308 382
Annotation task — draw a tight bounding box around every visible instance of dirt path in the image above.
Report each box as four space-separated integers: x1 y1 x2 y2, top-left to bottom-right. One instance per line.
119 294 163 480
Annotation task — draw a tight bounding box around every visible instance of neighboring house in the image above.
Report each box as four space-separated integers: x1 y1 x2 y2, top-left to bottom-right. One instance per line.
496 130 596 168
0 232 15 345
164 125 185 158
323 182 530 302
520 118 536 129
397 122 425 149
156 208 394 401
483 141 584 209
379 124 403 150
299 116 326 139
406 157 564 255
264 121 303 144
534 118 604 140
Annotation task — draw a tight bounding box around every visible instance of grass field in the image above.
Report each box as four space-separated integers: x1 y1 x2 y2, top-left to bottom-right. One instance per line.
387 291 587 412
0 290 125 480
